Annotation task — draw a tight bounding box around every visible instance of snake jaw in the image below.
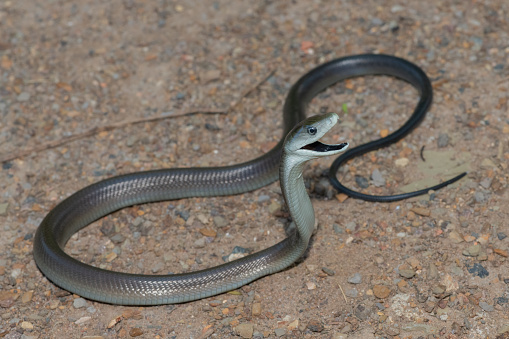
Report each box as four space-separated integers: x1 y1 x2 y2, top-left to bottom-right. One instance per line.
301 141 348 153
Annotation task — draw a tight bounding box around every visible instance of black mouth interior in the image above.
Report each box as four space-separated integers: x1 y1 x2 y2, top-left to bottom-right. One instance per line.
301 141 348 152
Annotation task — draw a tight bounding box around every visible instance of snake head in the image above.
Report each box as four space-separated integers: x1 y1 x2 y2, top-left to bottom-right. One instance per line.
284 112 348 158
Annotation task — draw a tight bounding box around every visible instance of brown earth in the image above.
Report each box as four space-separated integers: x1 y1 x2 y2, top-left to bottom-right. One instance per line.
0 0 508 338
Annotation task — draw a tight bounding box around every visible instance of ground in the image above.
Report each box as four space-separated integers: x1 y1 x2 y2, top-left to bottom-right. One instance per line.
1 0 509 338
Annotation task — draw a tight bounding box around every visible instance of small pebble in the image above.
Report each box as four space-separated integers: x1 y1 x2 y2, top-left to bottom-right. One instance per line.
73 298 87 309
251 302 262 316
236 323 254 338
467 263 489 278
257 195 270 203
478 301 495 312
355 176 369 189
129 328 144 337
347 273 362 284
497 232 507 240
17 92 31 102
371 169 385 187
437 133 449 147
463 244 481 257
345 288 358 298
213 216 228 228
373 285 390 299
307 319 324 332
321 267 335 276
399 268 416 279
274 328 286 337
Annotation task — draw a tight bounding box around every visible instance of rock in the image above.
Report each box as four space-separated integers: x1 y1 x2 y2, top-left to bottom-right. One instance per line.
75 316 91 325
21 321 34 329
307 319 324 332
432 285 446 295
236 323 254 338
448 230 464 243
252 302 262 316
17 92 31 102
410 207 431 217
268 201 281 214
373 285 390 299
223 246 249 262
347 273 362 284
437 133 449 147
395 158 409 167
371 169 385 187
129 328 144 337
399 267 416 279
467 263 489 278
73 298 87 309
497 232 507 240
274 328 286 337
463 244 481 257
21 290 34 303
194 237 206 248
479 301 494 312
0 203 8 215
345 288 358 298
321 267 335 276
498 324 509 334
355 176 369 189
213 216 228 228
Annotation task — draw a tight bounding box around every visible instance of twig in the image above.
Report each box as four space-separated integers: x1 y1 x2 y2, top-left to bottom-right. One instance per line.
1 67 277 164
228 68 276 113
0 108 225 163
337 283 348 304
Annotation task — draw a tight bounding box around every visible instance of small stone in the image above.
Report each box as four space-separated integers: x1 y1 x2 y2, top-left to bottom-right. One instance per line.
21 321 34 329
129 328 144 337
213 216 228 228
110 234 125 244
268 201 281 214
480 177 492 189
0 203 8 215
345 288 358 298
355 176 369 189
395 157 409 167
236 323 254 338
75 316 91 325
437 133 449 147
321 267 335 276
332 223 344 234
17 92 31 102
448 230 464 243
432 285 446 295
73 298 87 309
399 267 416 279
474 191 487 203
151 262 164 273
494 249 509 257
21 290 34 303
463 244 481 257
257 195 270 203
194 237 206 248
251 302 262 316
306 282 316 290
274 328 286 337
478 301 495 312
467 263 489 278
288 319 299 331
49 300 59 309
373 285 390 299
371 169 385 187
347 273 362 284
497 232 507 240
307 319 324 332
410 207 431 217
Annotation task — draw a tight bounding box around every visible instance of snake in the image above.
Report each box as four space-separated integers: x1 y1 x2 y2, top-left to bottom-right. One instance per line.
33 54 465 305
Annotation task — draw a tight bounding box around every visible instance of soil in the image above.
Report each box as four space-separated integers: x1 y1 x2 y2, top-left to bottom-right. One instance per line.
1 0 509 338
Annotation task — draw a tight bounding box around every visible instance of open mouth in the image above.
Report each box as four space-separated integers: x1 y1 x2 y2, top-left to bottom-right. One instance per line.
301 141 348 152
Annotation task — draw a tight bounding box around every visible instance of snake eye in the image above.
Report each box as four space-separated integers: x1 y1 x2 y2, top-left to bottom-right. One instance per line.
307 126 317 135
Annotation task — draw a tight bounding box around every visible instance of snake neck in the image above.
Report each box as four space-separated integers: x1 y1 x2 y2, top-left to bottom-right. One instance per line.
280 153 316 245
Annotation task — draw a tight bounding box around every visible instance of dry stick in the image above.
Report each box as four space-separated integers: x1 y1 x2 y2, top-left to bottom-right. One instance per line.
0 68 277 163
0 109 226 163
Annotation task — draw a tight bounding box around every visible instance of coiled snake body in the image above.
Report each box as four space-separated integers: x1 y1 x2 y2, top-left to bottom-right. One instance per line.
34 54 462 305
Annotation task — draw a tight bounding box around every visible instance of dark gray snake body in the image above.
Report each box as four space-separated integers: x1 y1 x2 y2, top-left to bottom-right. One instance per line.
33 54 451 305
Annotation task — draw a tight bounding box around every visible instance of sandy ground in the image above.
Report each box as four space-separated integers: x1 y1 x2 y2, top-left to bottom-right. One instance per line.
1 0 509 338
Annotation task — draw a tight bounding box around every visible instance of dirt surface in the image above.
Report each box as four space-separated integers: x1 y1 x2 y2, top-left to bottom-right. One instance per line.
1 0 509 338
